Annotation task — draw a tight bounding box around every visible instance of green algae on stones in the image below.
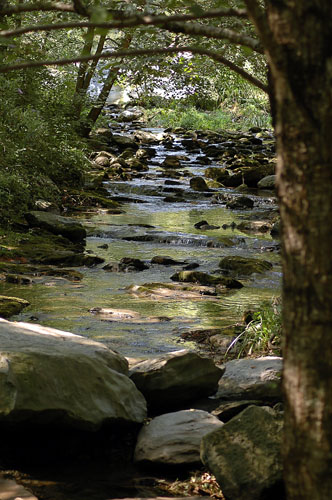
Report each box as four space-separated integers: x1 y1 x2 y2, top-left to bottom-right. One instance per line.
219 256 273 276
0 296 30 318
170 271 243 289
25 211 86 243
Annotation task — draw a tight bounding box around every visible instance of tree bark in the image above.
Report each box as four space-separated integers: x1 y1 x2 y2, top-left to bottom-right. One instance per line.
249 2 332 498
72 27 95 119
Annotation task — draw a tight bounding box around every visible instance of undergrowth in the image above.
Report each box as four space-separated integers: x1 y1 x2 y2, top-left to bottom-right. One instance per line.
146 98 271 132
0 72 88 225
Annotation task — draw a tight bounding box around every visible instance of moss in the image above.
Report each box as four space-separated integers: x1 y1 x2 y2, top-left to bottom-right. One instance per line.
219 256 273 276
0 295 30 318
171 271 243 288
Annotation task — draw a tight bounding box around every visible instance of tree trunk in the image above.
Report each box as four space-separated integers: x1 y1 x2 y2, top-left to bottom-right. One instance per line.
80 33 132 137
260 2 332 498
72 27 96 119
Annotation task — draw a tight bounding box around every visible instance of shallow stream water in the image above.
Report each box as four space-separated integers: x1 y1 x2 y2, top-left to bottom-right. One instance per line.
0 128 281 358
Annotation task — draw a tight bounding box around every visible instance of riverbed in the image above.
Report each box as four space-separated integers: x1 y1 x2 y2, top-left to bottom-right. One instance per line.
0 127 281 358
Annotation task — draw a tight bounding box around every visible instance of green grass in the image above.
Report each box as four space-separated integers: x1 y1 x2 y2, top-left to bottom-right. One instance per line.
146 101 271 132
226 298 282 358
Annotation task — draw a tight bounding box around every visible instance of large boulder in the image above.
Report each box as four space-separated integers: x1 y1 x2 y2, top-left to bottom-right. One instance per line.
215 357 282 401
134 409 223 465
129 350 224 413
201 405 284 500
0 319 147 429
25 211 86 243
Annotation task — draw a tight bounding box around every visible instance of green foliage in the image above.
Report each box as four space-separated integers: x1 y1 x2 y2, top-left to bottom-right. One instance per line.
226 298 282 358
147 97 271 131
0 71 88 224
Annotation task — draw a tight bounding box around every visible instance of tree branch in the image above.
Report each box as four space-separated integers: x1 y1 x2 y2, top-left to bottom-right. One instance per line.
0 3 247 19
0 1 75 16
0 45 268 93
164 21 263 53
72 0 88 17
244 0 271 51
0 8 249 38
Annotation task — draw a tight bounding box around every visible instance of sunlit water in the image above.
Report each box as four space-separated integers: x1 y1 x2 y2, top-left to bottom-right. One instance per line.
0 128 281 357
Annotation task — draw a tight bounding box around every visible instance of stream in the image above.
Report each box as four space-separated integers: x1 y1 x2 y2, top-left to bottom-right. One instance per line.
0 126 281 359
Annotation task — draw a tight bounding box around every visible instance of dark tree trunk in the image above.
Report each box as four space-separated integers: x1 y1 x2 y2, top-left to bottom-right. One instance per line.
248 1 332 498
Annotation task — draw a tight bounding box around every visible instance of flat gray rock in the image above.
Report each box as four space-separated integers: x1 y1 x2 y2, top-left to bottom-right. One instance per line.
215 356 282 400
201 405 284 500
134 409 223 465
0 474 38 500
0 319 147 429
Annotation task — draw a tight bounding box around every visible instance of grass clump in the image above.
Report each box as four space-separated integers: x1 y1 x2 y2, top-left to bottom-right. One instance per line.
226 298 282 359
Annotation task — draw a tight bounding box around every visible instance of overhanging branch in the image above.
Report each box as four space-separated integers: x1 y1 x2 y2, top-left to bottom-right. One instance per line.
0 45 268 93
0 1 75 16
0 8 249 38
164 22 263 53
0 3 247 19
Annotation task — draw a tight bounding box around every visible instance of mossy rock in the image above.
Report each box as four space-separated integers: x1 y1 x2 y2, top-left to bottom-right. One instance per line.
37 251 104 267
0 231 82 264
25 211 86 243
170 271 243 289
219 256 273 276
190 176 209 191
1 231 102 267
206 179 224 189
12 232 84 262
5 274 33 285
0 295 30 318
